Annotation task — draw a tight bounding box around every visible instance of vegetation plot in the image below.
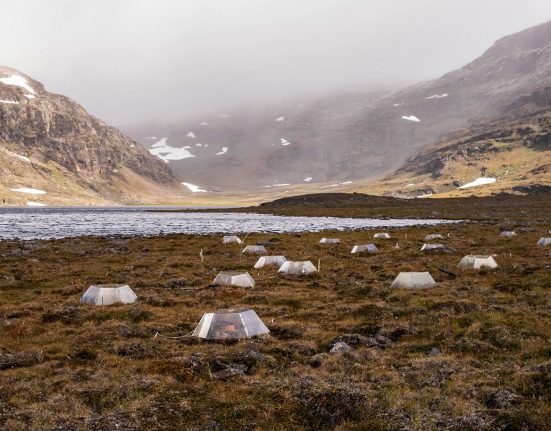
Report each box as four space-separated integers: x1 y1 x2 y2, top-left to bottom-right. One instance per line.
0 212 550 429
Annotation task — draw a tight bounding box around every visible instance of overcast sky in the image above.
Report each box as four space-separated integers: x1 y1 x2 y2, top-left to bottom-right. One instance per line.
2 0 551 125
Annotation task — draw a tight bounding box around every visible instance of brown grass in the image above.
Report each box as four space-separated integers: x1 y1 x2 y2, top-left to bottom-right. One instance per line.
0 218 550 429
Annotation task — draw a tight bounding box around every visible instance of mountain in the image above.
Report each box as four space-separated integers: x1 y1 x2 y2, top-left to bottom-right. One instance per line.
365 107 551 198
124 20 551 195
0 66 185 206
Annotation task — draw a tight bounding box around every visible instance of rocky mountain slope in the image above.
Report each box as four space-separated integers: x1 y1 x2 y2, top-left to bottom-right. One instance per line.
366 106 551 198
125 20 551 195
0 66 185 206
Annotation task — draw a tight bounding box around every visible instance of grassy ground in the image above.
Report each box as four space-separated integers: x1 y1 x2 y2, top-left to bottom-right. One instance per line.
1 215 550 429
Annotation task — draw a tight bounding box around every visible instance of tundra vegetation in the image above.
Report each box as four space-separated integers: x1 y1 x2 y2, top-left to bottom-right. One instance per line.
0 195 550 430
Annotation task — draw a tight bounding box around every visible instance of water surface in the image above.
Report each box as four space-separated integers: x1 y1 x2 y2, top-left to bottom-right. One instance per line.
0 207 459 240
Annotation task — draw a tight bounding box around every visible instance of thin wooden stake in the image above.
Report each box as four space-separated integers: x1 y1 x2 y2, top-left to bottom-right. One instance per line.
159 257 170 279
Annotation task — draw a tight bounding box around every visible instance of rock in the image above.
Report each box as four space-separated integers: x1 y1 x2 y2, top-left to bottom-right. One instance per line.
429 347 441 356
309 353 328 368
0 349 44 370
211 368 245 380
332 334 370 347
375 335 392 347
330 341 352 354
0 65 178 205
485 388 521 409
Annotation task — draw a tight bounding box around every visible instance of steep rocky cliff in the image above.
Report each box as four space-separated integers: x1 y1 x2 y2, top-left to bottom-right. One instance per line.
0 66 184 205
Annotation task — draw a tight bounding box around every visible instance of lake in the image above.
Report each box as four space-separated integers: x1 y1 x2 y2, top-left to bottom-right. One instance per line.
0 207 459 240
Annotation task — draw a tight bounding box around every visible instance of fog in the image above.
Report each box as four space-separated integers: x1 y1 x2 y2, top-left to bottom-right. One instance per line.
2 0 551 125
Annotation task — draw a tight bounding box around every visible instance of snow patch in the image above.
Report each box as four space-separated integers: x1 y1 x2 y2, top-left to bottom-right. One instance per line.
6 150 31 162
148 138 195 162
417 193 433 198
426 93 448 99
199 121 208 126
393 103 404 107
151 138 168 148
146 136 158 140
215 147 228 156
0 99 19 104
280 138 291 146
0 74 36 97
26 201 45 207
304 177 312 182
24 94 36 99
182 182 208 193
330 181 353 187
402 115 420 122
275 116 285 122
10 187 46 195
459 177 496 189
187 131 196 138
273 183 290 187
195 143 202 147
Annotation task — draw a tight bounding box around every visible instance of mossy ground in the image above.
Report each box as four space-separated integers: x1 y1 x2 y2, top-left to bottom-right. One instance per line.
0 206 550 429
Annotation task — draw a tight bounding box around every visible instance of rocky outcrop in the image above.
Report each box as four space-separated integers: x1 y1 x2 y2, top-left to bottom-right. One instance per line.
0 66 182 204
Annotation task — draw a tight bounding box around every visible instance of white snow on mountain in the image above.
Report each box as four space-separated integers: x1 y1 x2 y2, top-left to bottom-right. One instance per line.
24 94 36 99
280 138 291 146
273 183 290 187
275 116 285 122
187 132 196 138
6 150 31 162
195 143 202 147
148 138 195 162
402 115 421 122
199 121 208 126
0 99 19 104
330 181 353 187
0 74 36 97
459 177 496 189
215 147 228 156
10 187 46 195
151 138 168 148
393 103 404 107
426 93 448 99
304 177 312 182
26 201 46 207
146 136 158 140
182 182 208 193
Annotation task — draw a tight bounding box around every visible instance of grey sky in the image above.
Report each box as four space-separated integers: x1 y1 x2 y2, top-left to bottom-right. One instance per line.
2 0 551 125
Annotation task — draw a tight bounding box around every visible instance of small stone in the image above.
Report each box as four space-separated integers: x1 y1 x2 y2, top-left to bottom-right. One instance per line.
485 388 521 409
211 368 245 380
330 341 352 354
429 347 441 356
208 420 221 430
366 337 379 347
375 335 391 345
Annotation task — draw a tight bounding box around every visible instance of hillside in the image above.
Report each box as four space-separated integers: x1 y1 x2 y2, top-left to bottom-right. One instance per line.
365 106 551 198
0 66 186 206
124 20 551 195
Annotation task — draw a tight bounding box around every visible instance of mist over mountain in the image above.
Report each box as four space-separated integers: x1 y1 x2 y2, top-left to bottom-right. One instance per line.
124 20 551 195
